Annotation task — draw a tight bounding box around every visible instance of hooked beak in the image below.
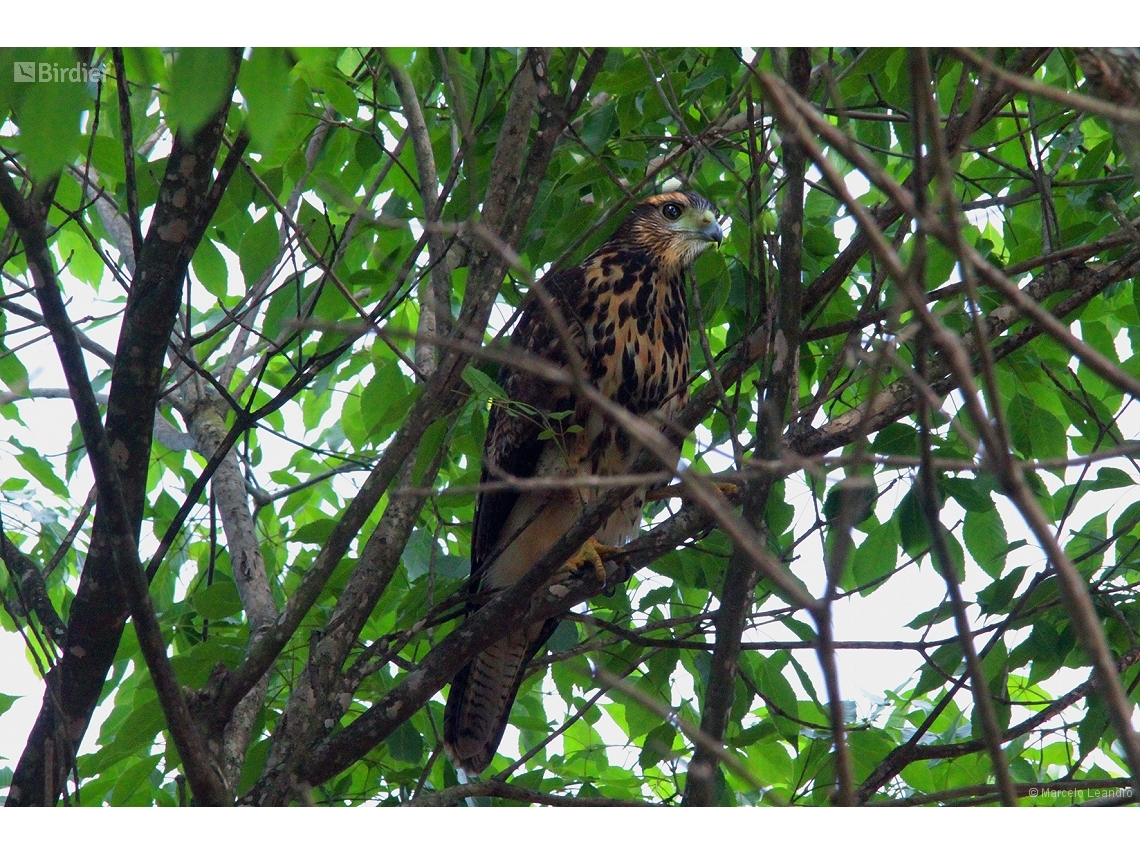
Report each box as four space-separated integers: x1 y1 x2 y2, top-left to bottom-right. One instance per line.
698 210 723 246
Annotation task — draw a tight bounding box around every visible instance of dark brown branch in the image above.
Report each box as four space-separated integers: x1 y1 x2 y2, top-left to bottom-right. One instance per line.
685 46 812 808
6 51 239 806
0 161 227 805
0 532 67 647
111 49 143 264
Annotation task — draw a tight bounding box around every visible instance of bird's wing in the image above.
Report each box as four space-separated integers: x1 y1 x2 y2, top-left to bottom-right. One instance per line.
470 266 588 587
446 267 592 774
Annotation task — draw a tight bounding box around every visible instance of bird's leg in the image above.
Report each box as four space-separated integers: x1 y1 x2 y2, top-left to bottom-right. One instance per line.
562 537 624 582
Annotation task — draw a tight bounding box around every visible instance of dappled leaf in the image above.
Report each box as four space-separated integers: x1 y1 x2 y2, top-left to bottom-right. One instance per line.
10 48 89 179
238 213 280 286
238 48 294 152
167 48 235 136
963 507 1008 579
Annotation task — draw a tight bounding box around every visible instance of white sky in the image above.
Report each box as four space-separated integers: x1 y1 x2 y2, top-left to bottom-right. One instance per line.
2 1 1109 50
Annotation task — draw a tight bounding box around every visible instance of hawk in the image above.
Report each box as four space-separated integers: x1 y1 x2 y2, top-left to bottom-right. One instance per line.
443 191 723 774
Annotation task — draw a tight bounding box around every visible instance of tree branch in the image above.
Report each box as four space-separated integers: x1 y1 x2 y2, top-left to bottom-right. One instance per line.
763 69 1140 787
5 50 240 806
0 162 227 806
686 46 812 807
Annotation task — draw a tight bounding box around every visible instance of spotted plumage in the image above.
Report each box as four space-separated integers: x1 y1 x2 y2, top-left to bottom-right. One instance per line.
443 191 723 774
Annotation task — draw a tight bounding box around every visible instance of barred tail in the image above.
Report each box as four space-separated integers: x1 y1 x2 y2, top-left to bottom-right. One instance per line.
444 620 556 774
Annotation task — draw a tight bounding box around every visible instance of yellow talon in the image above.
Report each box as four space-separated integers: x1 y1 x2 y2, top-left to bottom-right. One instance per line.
716 482 739 500
564 537 622 582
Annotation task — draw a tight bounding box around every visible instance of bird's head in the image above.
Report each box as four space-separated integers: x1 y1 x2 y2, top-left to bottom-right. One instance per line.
611 191 723 271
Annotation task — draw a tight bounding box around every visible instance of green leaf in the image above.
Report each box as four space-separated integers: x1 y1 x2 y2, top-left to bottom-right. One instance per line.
0 345 30 393
238 738 271 795
746 740 792 787
1079 696 1110 759
638 723 677 769
1091 468 1133 491
907 601 956 630
385 720 424 763
1113 500 1140 538
897 487 930 557
977 565 1026 615
871 423 919 456
12 48 90 179
764 478 794 538
413 418 449 485
12 440 67 497
111 754 161 805
1007 393 1068 461
191 238 229 299
189 581 243 620
930 523 966 584
942 476 995 513
167 48 234 137
755 654 799 741
238 213 280 286
851 519 899 591
91 694 164 772
1024 624 1065 685
914 643 964 696
822 477 875 525
362 359 416 440
56 223 105 286
294 518 337 545
238 48 294 151
847 729 899 782
462 364 508 402
546 619 578 654
313 65 358 118
400 528 431 582
0 693 19 716
963 507 1008 579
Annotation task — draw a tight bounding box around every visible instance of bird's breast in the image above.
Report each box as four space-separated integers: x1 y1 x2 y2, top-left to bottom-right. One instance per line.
581 254 690 417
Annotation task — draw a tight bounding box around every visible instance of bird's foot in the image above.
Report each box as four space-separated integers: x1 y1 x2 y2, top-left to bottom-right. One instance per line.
716 482 740 500
563 537 623 583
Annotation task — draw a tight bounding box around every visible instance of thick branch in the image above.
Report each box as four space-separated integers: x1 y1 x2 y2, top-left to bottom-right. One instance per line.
385 51 452 373
0 532 67 647
6 52 239 806
685 46 812 808
181 382 277 796
0 164 227 805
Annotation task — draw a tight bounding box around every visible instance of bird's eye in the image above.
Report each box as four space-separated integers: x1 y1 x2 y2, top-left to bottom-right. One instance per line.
661 202 683 220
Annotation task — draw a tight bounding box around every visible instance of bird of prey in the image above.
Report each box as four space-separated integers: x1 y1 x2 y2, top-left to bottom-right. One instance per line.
443 191 723 774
